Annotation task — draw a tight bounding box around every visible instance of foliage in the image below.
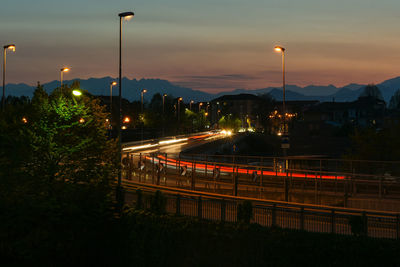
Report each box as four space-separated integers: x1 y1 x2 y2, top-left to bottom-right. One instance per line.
349 215 366 237
218 114 241 132
135 188 144 210
0 82 118 265
237 200 253 224
347 125 400 161
150 190 167 214
359 84 384 101
389 89 400 110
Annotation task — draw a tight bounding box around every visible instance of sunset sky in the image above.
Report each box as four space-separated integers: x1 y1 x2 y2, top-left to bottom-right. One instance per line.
1 0 400 93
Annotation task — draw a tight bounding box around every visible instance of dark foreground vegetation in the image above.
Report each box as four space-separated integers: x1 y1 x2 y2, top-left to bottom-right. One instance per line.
2 196 400 266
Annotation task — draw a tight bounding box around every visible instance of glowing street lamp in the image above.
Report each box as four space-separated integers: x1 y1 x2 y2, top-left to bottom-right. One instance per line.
177 97 183 123
72 89 82 96
141 89 147 113
2 44 16 110
117 11 135 190
110 81 117 108
274 45 286 134
60 67 70 88
162 93 167 137
190 100 194 111
199 102 203 112
162 93 167 114
123 116 130 123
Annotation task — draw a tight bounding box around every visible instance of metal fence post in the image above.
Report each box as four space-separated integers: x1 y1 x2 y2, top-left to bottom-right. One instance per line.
152 153 155 184
191 160 195 190
397 214 400 240
139 153 142 182
300 207 304 230
234 167 238 196
285 170 289 202
272 204 277 227
198 196 202 219
362 211 368 236
331 209 335 234
176 194 181 215
205 155 208 179
221 199 226 222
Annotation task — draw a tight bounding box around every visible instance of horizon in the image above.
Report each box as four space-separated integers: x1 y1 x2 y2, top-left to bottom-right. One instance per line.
2 74 393 95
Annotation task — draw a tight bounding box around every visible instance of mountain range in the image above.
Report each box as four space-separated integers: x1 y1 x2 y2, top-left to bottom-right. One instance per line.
3 76 400 104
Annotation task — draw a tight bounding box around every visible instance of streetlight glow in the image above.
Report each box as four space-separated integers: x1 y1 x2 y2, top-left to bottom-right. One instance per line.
72 90 82 96
274 46 285 52
111 81 117 86
60 67 70 88
5 45 16 52
123 116 130 123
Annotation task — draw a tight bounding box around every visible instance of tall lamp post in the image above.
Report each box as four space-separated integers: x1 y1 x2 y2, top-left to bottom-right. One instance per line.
162 93 167 137
190 100 194 111
141 89 147 113
2 44 16 111
109 81 117 130
60 67 70 89
199 102 203 112
274 45 286 135
141 89 147 142
117 11 134 192
110 81 117 113
177 97 183 124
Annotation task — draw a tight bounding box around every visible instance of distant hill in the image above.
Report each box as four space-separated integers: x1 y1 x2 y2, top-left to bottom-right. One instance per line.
2 75 400 104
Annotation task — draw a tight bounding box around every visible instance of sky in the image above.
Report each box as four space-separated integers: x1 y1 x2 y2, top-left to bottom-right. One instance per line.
1 0 400 93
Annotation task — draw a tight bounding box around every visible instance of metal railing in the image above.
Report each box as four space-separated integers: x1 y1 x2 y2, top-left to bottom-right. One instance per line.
124 181 400 240
121 152 400 212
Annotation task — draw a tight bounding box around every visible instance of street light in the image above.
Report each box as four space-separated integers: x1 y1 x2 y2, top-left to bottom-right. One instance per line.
141 89 147 113
60 67 70 88
72 89 82 96
162 93 167 114
162 93 167 137
274 45 286 135
2 44 16 110
190 100 194 111
110 81 117 115
117 11 135 194
140 89 147 143
177 97 183 124
199 102 203 112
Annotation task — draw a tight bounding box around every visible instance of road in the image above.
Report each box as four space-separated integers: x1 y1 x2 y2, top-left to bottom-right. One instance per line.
121 132 400 212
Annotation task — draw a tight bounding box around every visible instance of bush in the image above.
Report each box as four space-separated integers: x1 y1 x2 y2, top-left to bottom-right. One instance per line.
237 200 253 224
135 188 144 210
349 215 366 236
150 190 166 214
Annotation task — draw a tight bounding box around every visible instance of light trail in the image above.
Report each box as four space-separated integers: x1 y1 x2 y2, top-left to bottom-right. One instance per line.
150 155 345 180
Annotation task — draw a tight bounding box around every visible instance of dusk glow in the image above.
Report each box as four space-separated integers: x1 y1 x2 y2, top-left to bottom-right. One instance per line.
1 0 400 93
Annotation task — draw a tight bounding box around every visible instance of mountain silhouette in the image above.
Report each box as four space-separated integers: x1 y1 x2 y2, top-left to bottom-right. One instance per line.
2 76 400 104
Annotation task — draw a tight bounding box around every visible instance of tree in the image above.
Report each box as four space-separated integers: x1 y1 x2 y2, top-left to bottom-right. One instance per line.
218 114 241 132
0 81 118 263
389 89 400 110
359 84 384 101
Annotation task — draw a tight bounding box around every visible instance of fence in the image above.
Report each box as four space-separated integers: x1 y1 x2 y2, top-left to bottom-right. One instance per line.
125 183 400 240
121 152 400 211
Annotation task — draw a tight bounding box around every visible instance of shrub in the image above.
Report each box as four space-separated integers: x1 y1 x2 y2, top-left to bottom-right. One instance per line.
135 189 144 210
150 190 166 214
237 200 253 224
